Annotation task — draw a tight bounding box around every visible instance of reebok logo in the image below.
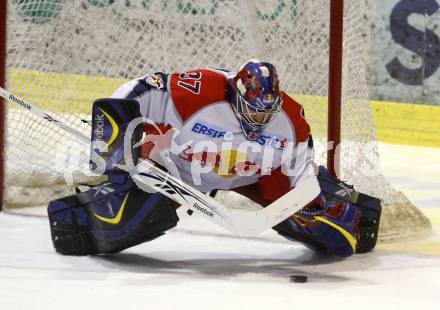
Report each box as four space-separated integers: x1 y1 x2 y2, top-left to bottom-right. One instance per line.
193 203 214 217
94 113 105 140
9 94 31 110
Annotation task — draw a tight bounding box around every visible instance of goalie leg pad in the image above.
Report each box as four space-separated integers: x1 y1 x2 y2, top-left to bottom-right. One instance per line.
315 166 382 253
274 198 361 258
48 179 179 255
274 166 382 257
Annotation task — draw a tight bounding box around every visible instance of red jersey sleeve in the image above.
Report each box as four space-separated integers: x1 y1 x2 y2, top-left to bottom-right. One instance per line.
169 69 228 122
280 92 311 143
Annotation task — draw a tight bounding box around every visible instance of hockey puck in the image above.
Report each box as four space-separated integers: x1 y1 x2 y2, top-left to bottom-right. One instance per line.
290 275 308 283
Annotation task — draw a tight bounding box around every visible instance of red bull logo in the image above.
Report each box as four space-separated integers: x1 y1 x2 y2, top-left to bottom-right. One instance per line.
145 74 164 89
179 147 260 178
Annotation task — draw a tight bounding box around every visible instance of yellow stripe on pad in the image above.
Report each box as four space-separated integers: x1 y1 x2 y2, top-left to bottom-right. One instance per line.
99 108 119 146
92 193 129 225
314 216 357 253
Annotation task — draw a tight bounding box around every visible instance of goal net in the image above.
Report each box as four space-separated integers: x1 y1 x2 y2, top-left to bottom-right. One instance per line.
3 0 431 241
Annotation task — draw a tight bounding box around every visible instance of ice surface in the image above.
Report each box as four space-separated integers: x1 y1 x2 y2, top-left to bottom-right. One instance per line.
1 213 440 310
378 143 440 209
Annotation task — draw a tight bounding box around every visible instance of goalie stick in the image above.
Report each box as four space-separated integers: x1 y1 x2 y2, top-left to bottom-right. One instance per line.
0 86 321 236
0 87 90 143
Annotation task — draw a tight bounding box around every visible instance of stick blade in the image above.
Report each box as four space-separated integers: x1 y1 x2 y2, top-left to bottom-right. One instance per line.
262 176 320 226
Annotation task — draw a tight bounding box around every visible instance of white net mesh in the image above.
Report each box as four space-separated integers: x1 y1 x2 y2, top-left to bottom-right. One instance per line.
5 0 431 239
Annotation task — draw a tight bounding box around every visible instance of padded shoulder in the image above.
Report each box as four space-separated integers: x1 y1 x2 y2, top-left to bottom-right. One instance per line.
169 69 228 122
281 92 311 143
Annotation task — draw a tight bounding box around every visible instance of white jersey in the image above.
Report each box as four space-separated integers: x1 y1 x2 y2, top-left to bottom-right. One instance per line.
112 69 314 204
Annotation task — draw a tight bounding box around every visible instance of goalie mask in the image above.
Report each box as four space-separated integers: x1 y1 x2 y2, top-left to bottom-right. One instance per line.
227 59 283 141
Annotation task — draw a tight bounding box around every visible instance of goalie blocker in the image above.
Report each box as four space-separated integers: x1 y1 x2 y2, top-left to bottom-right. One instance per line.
89 97 143 175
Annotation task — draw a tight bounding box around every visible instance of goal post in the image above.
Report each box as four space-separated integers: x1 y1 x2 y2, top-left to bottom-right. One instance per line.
0 0 432 240
0 0 6 212
327 0 343 178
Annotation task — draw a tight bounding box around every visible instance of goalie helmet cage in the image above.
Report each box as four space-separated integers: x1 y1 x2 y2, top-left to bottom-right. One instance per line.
0 0 431 241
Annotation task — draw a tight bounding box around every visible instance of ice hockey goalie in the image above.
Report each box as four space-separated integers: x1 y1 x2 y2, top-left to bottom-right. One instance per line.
47 59 381 258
